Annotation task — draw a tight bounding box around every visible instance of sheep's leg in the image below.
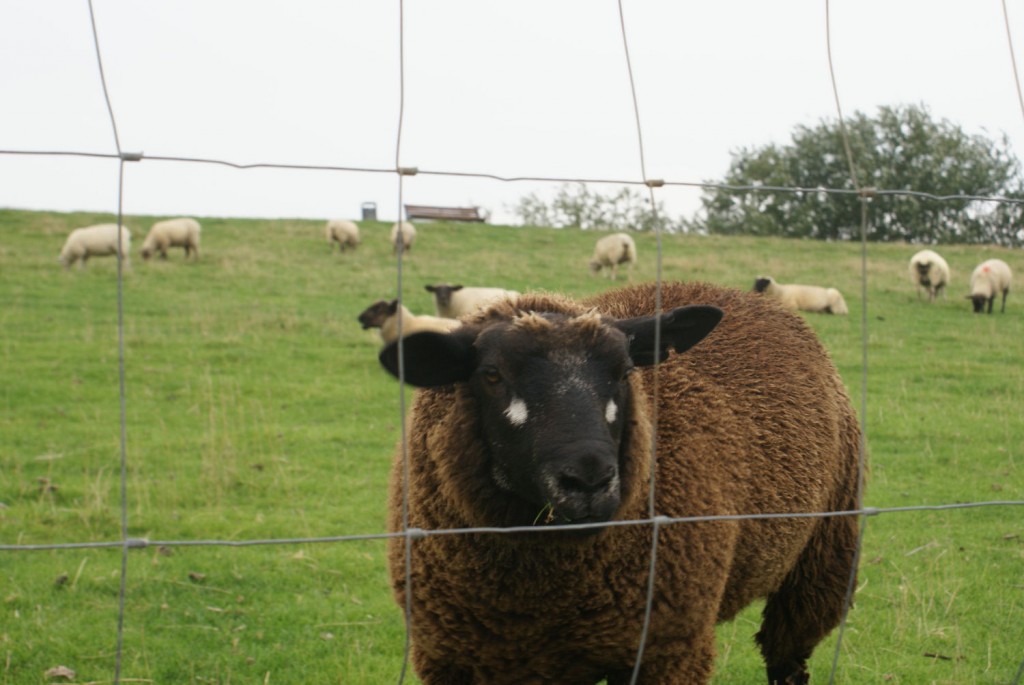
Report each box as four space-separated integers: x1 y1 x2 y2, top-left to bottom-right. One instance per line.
987 296 995 314
756 514 858 685
766 661 809 684
1000 289 1008 313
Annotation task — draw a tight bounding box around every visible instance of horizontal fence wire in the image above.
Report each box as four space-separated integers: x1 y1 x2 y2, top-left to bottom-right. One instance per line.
4 147 1024 205
2 0 1024 683
3 501 1023 553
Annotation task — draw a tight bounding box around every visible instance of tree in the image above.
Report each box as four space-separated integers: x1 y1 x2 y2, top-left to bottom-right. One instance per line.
694 104 1024 246
510 183 682 233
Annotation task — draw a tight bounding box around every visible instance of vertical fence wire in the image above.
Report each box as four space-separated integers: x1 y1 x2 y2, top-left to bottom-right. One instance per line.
823 1 872 679
614 2 666 678
85 1 131 682
999 4 1024 680
393 1 414 683
1002 0 1024 123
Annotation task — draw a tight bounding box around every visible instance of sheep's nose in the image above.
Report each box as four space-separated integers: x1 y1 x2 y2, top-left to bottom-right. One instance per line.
558 458 616 495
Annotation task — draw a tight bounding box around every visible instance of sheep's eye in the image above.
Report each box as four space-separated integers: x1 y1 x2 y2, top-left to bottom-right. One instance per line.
482 369 502 385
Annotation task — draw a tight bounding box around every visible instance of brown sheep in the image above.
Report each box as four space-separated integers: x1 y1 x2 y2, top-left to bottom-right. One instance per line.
377 281 862 685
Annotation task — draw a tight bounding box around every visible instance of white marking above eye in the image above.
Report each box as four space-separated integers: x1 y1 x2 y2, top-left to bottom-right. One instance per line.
505 397 529 426
605 399 618 424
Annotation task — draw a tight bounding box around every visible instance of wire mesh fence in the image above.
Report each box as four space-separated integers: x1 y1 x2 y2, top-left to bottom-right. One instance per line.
2 1 1024 683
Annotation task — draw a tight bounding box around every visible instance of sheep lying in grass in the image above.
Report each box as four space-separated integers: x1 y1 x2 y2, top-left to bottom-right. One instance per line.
589 231 637 280
377 281 862 685
908 249 950 302
967 258 1012 313
753 275 849 315
357 299 460 345
424 283 521 319
58 223 132 269
325 219 360 252
390 222 416 255
141 218 201 261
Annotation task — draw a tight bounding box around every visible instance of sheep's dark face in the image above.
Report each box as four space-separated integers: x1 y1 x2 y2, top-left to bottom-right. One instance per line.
379 304 723 531
915 262 932 285
425 284 463 309
969 293 988 313
467 314 635 528
358 300 398 329
753 277 771 293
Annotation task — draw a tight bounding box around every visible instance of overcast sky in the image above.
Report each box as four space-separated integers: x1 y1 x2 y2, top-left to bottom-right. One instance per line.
2 1 1023 226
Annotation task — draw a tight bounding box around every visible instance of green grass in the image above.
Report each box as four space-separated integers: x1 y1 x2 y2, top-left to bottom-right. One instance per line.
1 208 1022 684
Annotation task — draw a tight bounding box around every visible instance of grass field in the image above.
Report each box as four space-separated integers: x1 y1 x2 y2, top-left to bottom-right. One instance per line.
1 207 1022 684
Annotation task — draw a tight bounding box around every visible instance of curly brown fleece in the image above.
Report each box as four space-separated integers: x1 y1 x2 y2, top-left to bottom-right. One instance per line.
386 281 862 685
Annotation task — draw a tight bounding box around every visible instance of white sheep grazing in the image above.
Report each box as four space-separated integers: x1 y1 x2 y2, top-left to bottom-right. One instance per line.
589 232 638 281
58 223 132 270
357 299 460 345
908 249 950 302
424 284 521 319
967 258 1012 313
390 222 417 255
325 219 360 252
141 218 201 261
753 276 849 315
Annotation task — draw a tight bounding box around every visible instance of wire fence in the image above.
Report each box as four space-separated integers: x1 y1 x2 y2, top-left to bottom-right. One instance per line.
2 1 1024 683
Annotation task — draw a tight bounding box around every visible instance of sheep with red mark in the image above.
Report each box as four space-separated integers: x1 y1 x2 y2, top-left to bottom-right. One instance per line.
967 258 1012 313
377 281 862 685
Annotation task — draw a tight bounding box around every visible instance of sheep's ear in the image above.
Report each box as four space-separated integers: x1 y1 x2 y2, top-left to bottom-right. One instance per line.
378 330 477 387
424 285 436 293
616 305 723 366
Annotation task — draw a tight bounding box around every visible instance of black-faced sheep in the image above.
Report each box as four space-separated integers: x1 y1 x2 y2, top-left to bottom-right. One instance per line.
424 283 521 319
590 231 638 280
325 219 360 252
390 221 416 255
377 281 862 685
58 223 132 269
967 258 1012 313
753 275 849 315
357 299 460 345
908 249 950 302
141 218 201 261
